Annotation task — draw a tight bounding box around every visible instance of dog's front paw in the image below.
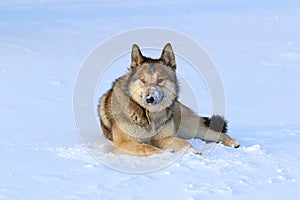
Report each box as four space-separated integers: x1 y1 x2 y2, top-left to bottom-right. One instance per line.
222 138 240 148
187 147 202 155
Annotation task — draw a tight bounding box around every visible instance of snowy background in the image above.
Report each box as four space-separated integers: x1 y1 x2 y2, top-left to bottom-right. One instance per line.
1 0 300 199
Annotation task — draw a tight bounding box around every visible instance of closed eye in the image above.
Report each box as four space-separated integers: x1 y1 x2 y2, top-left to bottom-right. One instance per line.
157 78 164 84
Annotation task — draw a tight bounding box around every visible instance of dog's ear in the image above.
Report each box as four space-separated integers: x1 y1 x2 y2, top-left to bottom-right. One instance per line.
160 43 176 69
131 44 144 69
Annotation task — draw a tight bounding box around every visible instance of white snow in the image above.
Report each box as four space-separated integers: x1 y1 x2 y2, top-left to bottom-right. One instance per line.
1 0 300 199
244 144 262 153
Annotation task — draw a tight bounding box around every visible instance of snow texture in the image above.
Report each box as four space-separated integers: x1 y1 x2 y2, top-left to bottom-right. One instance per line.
1 0 300 199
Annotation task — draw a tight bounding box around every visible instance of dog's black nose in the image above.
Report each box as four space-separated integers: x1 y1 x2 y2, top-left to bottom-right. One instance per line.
146 96 155 104
142 86 164 105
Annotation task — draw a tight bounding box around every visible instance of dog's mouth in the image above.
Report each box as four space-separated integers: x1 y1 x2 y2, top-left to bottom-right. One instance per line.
141 86 164 106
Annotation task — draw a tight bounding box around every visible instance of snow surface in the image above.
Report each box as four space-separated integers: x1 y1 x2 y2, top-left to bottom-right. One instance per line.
1 0 300 199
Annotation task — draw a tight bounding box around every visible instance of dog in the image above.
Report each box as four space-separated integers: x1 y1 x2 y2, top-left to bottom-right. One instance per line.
98 43 239 156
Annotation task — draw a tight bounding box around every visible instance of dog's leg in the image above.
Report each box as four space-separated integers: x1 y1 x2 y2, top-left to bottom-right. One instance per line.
112 125 160 156
151 121 200 154
152 135 201 155
152 135 190 151
173 101 240 148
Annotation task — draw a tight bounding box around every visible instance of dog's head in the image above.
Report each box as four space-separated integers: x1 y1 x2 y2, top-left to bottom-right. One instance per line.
126 43 178 112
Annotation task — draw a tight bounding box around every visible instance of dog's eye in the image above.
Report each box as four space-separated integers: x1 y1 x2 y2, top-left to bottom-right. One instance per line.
140 79 146 84
157 78 164 84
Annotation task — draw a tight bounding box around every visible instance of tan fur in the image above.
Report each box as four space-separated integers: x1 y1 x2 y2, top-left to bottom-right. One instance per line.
98 43 239 156
173 101 239 147
151 121 191 151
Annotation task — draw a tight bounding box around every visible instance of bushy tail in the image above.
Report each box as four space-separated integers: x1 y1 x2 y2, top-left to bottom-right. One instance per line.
202 115 228 133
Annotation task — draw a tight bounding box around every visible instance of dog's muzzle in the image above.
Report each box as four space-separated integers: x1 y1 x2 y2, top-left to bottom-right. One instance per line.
142 86 164 106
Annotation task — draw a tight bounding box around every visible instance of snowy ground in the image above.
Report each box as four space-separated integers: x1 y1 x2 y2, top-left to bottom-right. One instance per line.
1 0 300 199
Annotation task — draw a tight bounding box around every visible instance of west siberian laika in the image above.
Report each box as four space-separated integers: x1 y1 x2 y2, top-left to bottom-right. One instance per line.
98 43 239 156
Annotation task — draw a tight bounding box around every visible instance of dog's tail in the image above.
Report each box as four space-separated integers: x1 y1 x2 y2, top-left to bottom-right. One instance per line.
202 115 228 133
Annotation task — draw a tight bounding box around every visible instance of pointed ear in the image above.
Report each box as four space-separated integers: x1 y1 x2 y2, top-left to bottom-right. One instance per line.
160 43 176 69
131 44 144 69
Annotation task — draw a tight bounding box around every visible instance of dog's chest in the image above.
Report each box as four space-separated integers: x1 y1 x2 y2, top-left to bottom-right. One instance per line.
129 111 169 143
147 111 167 130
